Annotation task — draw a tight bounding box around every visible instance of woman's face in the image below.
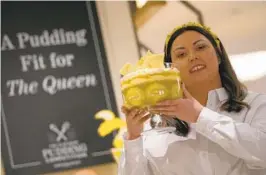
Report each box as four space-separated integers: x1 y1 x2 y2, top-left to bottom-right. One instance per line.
170 31 220 86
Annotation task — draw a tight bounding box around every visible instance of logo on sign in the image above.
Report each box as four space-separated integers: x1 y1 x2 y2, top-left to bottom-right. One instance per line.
42 121 88 168
49 121 70 142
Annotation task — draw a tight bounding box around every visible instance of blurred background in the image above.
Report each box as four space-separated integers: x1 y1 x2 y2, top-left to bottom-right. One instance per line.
1 1 266 175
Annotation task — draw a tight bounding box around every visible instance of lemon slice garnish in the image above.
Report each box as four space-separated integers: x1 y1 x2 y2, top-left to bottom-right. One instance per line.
120 63 132 76
124 87 145 107
145 83 168 105
120 51 164 75
145 55 164 68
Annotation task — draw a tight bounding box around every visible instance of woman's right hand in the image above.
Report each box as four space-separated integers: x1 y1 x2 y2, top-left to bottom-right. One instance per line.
121 106 151 140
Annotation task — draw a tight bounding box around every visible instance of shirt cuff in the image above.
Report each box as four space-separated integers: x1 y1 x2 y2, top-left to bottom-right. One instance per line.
123 132 143 155
195 107 220 135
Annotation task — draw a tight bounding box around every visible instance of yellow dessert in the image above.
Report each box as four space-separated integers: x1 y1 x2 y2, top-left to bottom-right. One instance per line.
120 51 182 108
124 87 145 107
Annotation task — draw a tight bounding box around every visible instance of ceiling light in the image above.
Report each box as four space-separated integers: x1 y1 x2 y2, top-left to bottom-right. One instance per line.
136 0 148 9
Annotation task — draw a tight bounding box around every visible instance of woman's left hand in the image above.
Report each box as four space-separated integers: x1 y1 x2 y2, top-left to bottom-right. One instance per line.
150 83 204 123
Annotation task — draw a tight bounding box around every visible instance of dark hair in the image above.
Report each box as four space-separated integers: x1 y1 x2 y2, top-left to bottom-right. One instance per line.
164 25 249 137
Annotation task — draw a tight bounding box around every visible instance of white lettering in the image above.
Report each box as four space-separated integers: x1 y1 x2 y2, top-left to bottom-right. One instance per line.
43 76 57 95
39 30 51 47
42 149 53 160
17 32 30 49
6 80 19 96
1 35 15 51
42 74 97 95
49 52 74 69
20 54 46 72
42 141 88 164
6 79 38 97
16 29 87 49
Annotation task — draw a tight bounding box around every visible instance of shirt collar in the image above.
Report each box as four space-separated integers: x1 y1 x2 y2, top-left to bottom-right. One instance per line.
208 87 228 102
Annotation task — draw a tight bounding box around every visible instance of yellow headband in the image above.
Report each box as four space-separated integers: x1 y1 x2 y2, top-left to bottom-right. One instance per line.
165 22 220 50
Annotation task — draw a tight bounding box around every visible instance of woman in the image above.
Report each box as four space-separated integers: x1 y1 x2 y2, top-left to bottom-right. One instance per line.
118 22 266 175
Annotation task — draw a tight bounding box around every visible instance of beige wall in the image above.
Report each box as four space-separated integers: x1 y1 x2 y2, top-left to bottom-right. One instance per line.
96 1 140 118
137 1 266 55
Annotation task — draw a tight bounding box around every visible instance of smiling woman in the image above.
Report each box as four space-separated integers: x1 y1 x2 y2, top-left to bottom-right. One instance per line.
165 23 249 113
118 22 266 175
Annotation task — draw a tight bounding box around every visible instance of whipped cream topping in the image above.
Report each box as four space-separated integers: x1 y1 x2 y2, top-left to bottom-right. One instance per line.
120 68 179 83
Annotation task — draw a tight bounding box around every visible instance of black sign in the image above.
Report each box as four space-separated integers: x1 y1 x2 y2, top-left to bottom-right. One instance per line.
1 2 118 175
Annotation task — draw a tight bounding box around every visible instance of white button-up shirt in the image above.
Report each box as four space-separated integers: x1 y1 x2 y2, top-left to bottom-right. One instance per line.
118 88 266 175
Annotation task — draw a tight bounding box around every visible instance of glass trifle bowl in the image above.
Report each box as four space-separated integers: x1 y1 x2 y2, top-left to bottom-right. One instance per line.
120 52 183 136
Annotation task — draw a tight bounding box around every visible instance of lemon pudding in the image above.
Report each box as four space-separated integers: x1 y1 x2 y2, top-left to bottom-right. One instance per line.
120 51 182 108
